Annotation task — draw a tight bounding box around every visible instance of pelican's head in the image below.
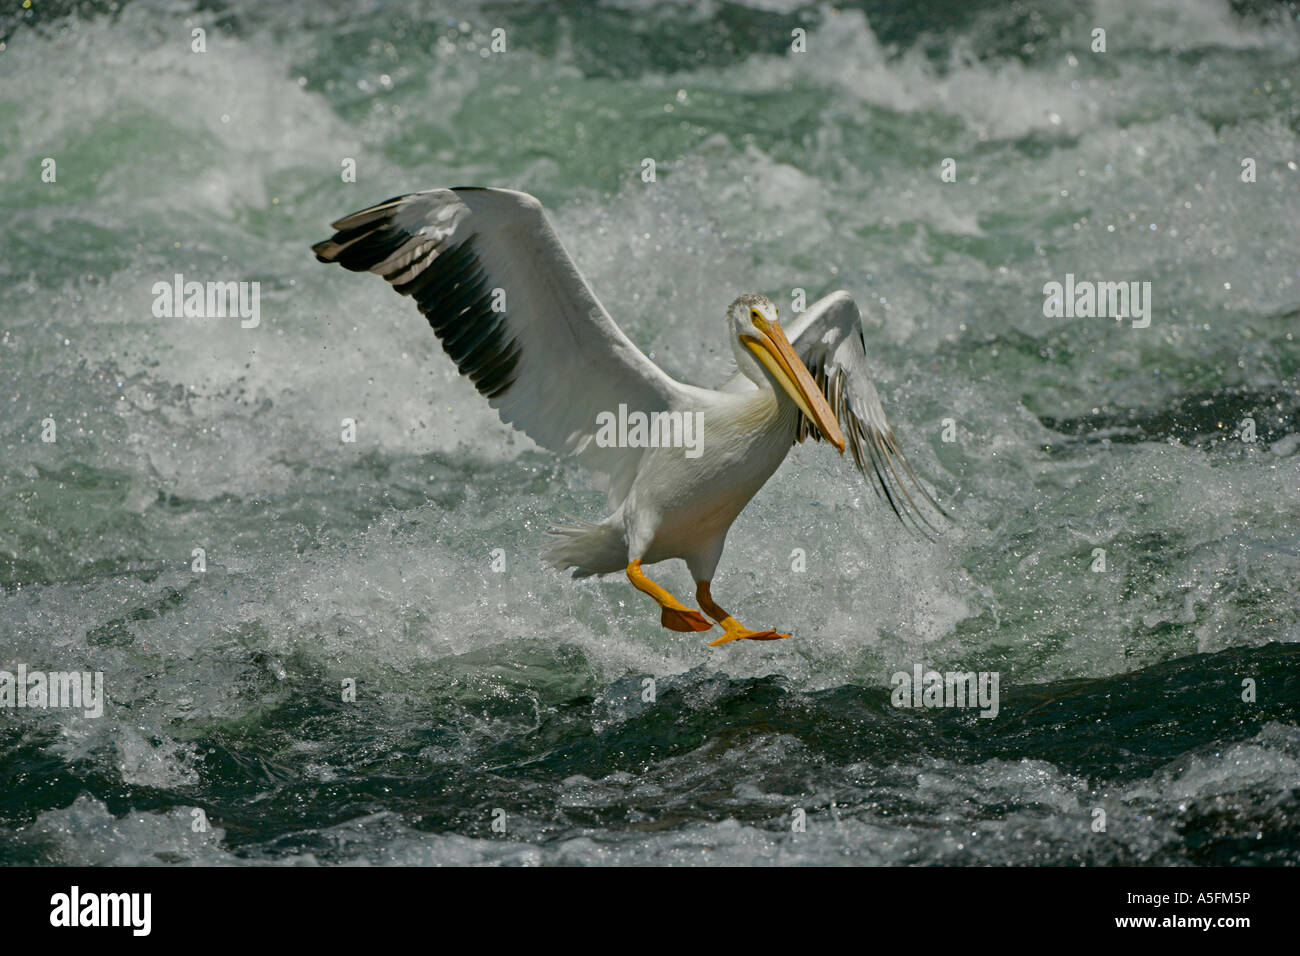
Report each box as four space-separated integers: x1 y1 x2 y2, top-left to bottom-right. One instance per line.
727 294 846 452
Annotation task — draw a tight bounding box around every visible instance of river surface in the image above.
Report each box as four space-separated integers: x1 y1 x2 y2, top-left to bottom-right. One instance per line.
1 0 1298 864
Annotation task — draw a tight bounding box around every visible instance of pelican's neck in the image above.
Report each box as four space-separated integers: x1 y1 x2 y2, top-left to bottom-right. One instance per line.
727 330 801 433
730 376 800 440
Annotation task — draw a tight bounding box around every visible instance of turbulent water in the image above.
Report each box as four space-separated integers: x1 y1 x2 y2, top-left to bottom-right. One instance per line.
1 0 1298 865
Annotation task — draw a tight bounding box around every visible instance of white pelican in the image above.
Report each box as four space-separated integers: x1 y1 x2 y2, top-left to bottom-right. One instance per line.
313 187 943 645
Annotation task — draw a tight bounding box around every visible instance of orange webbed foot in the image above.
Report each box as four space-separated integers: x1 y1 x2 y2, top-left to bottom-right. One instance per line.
707 626 791 647
660 607 714 632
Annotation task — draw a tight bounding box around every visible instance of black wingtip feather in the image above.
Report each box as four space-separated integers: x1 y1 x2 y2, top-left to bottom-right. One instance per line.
313 196 520 402
796 356 949 537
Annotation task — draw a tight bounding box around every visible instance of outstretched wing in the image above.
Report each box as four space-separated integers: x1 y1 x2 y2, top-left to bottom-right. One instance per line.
790 292 947 530
312 187 682 503
724 291 946 530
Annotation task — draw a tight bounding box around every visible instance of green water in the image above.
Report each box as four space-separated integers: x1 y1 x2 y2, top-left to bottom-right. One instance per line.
0 0 1297 864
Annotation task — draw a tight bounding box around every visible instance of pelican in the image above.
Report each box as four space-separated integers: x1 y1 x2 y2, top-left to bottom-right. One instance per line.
313 187 943 645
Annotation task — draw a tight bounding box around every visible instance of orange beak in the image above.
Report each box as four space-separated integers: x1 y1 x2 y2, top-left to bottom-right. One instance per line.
741 317 846 453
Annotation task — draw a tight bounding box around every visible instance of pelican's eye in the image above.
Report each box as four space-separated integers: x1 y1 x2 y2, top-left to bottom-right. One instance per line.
749 308 764 327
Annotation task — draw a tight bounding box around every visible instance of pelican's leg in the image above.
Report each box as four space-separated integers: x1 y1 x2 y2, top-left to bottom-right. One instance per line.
695 581 790 646
625 561 713 632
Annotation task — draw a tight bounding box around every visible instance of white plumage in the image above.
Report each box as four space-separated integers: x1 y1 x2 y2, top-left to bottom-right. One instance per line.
314 187 943 644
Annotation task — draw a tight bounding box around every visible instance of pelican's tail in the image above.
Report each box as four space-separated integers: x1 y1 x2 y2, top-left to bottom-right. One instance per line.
546 517 627 579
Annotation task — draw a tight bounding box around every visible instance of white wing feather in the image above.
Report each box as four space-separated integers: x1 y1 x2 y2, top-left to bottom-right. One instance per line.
313 187 682 504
